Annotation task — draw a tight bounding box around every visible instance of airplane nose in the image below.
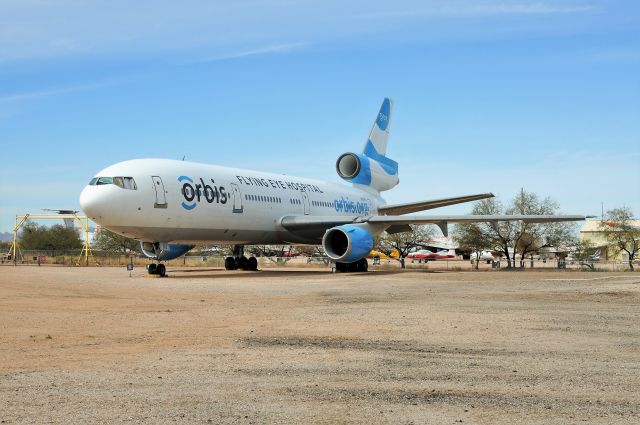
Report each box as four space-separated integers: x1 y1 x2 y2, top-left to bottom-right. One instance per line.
79 186 98 219
80 186 112 221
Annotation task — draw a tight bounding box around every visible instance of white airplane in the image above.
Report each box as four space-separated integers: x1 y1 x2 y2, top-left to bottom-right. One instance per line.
80 98 585 276
470 250 498 262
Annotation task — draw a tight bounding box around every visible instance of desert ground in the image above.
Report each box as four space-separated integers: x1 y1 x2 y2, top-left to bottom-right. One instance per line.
1 265 639 424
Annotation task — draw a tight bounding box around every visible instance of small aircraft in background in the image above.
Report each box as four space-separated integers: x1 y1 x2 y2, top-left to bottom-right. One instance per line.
424 249 457 260
470 250 498 262
407 249 434 262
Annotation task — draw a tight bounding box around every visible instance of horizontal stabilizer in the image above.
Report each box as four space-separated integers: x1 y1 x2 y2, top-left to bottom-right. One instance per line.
378 193 495 215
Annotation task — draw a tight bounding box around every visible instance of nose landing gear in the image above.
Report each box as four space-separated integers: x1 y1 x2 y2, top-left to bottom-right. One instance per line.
147 263 166 277
224 245 258 271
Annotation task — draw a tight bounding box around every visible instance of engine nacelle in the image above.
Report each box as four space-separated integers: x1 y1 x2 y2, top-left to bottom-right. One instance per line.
336 152 399 192
141 242 194 261
322 225 374 263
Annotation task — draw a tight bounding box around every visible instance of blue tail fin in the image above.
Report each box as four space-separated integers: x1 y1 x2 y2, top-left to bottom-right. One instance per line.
363 98 398 177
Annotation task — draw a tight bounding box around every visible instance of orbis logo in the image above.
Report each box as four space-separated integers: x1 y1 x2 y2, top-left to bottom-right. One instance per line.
178 176 227 210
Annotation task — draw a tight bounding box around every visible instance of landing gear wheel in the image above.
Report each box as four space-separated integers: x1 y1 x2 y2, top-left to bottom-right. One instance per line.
237 256 248 270
156 263 166 277
147 263 157 274
224 257 237 270
335 262 347 272
357 258 368 272
247 256 258 271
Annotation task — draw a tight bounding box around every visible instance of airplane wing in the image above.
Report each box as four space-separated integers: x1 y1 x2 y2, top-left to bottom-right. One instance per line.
378 193 494 215
280 214 585 237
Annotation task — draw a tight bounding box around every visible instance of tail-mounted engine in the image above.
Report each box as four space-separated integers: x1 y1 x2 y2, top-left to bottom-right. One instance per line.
336 152 399 192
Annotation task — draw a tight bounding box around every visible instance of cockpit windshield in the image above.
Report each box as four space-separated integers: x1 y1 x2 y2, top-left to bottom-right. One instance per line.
89 176 137 190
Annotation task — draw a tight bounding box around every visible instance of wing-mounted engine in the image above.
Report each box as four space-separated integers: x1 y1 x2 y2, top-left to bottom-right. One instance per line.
336 152 399 192
322 224 374 263
141 241 194 261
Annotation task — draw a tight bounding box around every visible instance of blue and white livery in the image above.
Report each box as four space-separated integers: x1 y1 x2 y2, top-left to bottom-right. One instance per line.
80 98 585 274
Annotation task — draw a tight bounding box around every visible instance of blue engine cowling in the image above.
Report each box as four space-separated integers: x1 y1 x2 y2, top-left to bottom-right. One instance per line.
335 152 399 192
140 242 194 261
322 225 374 263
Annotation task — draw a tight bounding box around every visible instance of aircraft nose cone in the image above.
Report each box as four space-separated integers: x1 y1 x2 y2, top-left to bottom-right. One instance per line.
80 186 107 221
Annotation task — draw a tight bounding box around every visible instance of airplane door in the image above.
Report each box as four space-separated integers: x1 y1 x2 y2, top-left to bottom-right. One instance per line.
301 191 310 215
230 183 243 213
152 176 167 208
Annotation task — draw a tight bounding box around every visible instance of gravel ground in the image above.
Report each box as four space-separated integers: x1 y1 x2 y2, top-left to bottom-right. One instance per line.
1 266 639 424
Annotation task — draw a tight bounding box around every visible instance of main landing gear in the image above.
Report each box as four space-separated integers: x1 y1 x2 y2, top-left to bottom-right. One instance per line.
335 258 369 273
225 245 258 271
147 263 167 277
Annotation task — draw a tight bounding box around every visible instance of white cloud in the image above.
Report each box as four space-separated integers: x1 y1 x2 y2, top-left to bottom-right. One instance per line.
360 2 596 19
192 42 308 63
0 82 112 103
0 1 604 64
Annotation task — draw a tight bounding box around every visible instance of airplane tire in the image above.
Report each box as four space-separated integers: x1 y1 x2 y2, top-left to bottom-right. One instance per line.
247 256 258 271
157 264 166 277
147 263 157 274
237 256 248 270
224 257 236 270
335 262 346 272
358 258 368 272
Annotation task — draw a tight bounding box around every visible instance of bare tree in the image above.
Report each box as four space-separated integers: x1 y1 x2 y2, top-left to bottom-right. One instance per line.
599 207 639 271
379 225 434 268
456 190 575 268
506 189 575 266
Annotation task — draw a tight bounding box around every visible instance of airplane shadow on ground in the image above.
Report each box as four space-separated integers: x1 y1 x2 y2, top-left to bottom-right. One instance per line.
162 268 443 279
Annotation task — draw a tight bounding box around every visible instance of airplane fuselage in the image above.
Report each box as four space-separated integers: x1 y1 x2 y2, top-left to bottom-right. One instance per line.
80 158 384 245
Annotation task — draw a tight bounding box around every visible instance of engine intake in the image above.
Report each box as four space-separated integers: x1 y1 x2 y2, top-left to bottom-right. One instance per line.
322 225 374 263
141 242 194 261
335 152 399 192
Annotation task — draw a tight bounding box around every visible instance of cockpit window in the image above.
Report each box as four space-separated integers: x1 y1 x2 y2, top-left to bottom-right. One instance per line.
89 176 137 190
123 177 137 190
96 177 113 185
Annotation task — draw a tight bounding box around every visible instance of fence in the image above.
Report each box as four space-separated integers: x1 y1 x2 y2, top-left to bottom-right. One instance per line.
1 251 637 272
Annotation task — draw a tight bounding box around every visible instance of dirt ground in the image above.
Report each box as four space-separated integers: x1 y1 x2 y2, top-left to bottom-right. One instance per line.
1 266 639 424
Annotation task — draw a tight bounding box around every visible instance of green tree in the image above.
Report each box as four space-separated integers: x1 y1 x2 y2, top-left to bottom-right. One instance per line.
19 221 83 253
571 239 598 270
454 222 491 270
92 228 140 255
379 225 434 268
599 207 639 271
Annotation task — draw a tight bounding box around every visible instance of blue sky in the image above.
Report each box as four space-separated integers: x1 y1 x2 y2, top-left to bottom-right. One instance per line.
1 0 639 233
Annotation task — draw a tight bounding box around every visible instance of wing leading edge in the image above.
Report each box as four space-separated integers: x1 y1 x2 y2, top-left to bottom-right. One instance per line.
280 214 586 237
378 193 495 215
